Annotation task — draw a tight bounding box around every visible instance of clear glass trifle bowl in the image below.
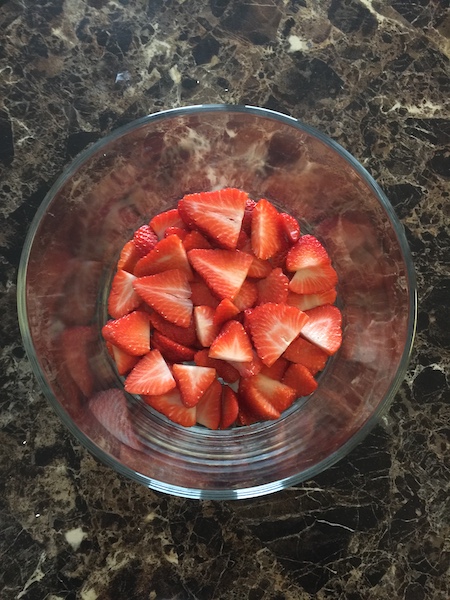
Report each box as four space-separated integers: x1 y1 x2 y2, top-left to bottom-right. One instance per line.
17 105 417 499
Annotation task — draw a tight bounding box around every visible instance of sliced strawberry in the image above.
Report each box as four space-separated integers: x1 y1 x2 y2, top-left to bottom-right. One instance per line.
134 234 193 279
133 269 193 328
117 240 141 273
209 320 254 363
269 247 289 269
242 197 257 233
60 326 96 397
285 235 332 271
188 249 253 300
194 305 220 347
228 349 263 378
279 212 300 244
89 389 141 450
132 224 158 257
102 310 151 356
190 280 220 308
143 388 196 427
213 298 241 328
247 255 273 279
286 288 337 311
237 405 260 426
164 226 188 240
233 279 258 311
195 378 222 429
288 263 338 295
238 377 281 421
150 208 186 240
220 386 239 429
182 229 212 252
247 302 309 367
180 188 247 250
150 311 197 347
259 356 289 381
256 267 289 305
300 304 343 355
246 372 297 413
251 198 287 260
173 364 217 408
283 335 329 374
194 349 240 384
124 350 176 395
110 344 140 376
108 269 142 319
152 331 196 363
282 363 318 397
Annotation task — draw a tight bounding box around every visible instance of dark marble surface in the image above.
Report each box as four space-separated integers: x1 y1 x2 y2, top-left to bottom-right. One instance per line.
1 1 449 598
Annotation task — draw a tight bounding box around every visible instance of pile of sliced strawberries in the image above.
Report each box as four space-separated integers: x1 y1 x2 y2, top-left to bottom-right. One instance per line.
101 188 342 429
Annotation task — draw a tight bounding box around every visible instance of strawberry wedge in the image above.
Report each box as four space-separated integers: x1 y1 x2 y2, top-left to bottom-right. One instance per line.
300 304 343 356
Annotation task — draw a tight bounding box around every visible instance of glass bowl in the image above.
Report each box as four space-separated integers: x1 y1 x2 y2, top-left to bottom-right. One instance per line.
17 105 417 499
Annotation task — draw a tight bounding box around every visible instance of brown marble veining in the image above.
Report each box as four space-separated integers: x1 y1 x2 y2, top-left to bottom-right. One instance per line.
0 1 449 599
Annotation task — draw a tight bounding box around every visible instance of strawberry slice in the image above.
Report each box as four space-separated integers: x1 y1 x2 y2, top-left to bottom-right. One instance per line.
251 198 287 260
110 344 140 376
164 226 188 240
283 336 329 374
183 230 212 252
133 269 193 328
195 378 222 429
134 234 193 279
300 304 343 355
89 389 141 450
117 240 141 273
194 349 240 384
288 263 338 295
150 312 197 347
228 349 263 378
279 212 300 244
108 269 142 319
242 197 257 234
149 208 186 240
143 388 197 427
213 298 241 329
124 350 176 395
247 255 273 279
259 356 289 381
132 224 158 257
247 302 309 366
282 363 318 397
285 235 332 271
102 310 151 356
220 386 239 429
256 267 289 305
194 305 220 347
286 288 337 311
209 320 254 363
233 279 258 311
238 377 281 421
245 372 297 413
188 249 253 300
173 364 217 407
180 188 248 250
190 279 220 308
152 331 196 363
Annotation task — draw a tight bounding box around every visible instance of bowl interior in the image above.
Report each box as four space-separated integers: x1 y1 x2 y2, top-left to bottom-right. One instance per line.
18 106 416 499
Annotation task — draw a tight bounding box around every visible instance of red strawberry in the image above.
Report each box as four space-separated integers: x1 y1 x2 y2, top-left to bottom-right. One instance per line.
194 305 220 347
110 344 140 376
237 405 260 426
194 349 240 384
102 310 151 356
279 212 300 244
209 320 254 363
89 389 141 450
233 279 258 311
60 326 96 397
150 312 197 347
247 302 309 366
132 224 158 257
108 269 142 319
256 267 289 305
251 198 287 260
143 388 196 427
213 298 241 328
288 263 338 295
150 208 186 239
286 235 331 271
190 280 220 308
133 269 193 328
173 364 217 407
228 349 263 378
300 304 343 355
282 363 318 397
183 230 212 252
238 377 281 421
134 234 193 279
269 247 289 269
286 288 337 311
124 350 176 395
259 356 289 381
220 386 239 429
117 240 141 273
196 378 222 430
188 249 253 300
247 255 273 279
245 372 297 412
242 197 257 233
152 331 196 363
180 188 248 250
283 336 329 374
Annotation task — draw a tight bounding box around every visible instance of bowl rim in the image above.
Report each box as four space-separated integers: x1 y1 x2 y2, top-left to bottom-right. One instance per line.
17 103 417 499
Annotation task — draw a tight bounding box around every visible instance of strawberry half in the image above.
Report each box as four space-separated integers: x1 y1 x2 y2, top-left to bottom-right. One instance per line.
182 230 212 252
220 386 239 429
173 364 217 407
110 344 140 376
286 288 337 311
143 389 197 427
152 331 196 363
282 363 318 397
102 310 151 356
194 305 220 347
233 279 258 312
194 349 240 384
209 320 254 363
251 198 287 260
286 235 338 294
213 298 241 329
256 267 289 305
133 269 193 328
245 372 297 413
188 249 253 300
238 377 281 421
196 378 222 429
259 356 289 381
150 311 197 347
228 349 263 378
132 224 158 257
180 188 248 250
190 280 220 308
124 350 176 395
286 235 331 271
117 240 141 274
247 302 309 367
149 208 186 240
279 212 300 244
283 336 329 374
300 304 343 356
108 269 142 319
134 234 193 279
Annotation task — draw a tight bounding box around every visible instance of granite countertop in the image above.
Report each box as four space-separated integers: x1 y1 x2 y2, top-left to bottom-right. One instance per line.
1 1 449 598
